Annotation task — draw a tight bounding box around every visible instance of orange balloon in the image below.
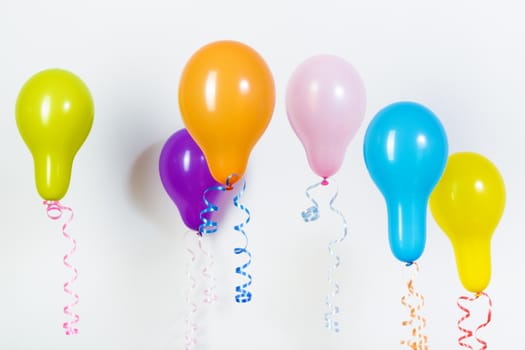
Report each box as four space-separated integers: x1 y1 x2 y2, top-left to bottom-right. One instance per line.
179 40 275 185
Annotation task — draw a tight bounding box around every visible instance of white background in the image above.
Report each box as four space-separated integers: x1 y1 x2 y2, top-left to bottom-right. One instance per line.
1 0 523 349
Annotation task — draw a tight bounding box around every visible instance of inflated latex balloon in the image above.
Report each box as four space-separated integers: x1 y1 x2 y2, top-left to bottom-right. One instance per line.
179 40 275 185
430 152 505 293
363 102 448 263
286 55 366 179
159 129 222 232
16 69 94 200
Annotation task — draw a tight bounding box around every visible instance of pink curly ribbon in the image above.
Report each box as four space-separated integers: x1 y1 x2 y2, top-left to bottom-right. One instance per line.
198 235 218 304
183 232 218 350
43 200 79 336
400 262 428 350
457 292 493 350
184 233 198 350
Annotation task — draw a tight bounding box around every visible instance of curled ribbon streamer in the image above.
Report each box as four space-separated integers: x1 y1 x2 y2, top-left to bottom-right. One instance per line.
457 295 475 350
457 292 493 350
184 232 198 350
302 180 348 332
400 262 428 350
198 235 218 304
324 179 348 333
301 181 322 222
199 185 226 235
43 200 79 336
474 292 492 350
230 177 253 303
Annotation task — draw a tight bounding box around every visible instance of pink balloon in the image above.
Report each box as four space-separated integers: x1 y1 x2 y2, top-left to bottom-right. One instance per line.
286 55 366 179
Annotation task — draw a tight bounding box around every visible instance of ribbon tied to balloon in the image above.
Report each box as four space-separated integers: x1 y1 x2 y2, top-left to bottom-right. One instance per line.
286 54 366 332
16 68 94 335
179 40 275 303
159 128 224 349
363 101 448 348
430 152 505 350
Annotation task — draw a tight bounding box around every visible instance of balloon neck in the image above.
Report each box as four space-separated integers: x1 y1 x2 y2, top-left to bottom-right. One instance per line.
452 236 492 293
34 153 72 200
386 196 428 263
206 147 248 187
321 178 329 186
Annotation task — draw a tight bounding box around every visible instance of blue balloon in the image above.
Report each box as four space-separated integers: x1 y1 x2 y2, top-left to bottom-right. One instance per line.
363 102 448 263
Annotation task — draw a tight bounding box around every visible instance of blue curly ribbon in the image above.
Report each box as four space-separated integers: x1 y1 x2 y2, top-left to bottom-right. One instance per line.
301 181 322 222
199 184 226 235
325 179 348 333
229 177 253 303
302 179 348 332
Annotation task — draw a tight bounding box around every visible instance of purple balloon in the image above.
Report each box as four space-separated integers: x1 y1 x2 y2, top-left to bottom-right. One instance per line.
159 129 222 232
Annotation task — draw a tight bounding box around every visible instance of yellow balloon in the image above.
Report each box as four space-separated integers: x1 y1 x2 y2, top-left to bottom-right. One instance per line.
429 152 505 293
16 69 94 200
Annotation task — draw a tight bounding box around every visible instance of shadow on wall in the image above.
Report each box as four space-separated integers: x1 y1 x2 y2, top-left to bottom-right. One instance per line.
127 140 182 233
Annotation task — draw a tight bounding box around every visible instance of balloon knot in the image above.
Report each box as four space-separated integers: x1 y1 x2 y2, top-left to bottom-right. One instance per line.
225 174 240 190
405 262 414 267
321 178 329 186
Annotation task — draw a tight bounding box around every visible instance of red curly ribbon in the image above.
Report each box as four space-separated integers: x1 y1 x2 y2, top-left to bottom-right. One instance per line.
457 292 492 350
43 200 79 335
400 262 428 350
457 295 474 350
